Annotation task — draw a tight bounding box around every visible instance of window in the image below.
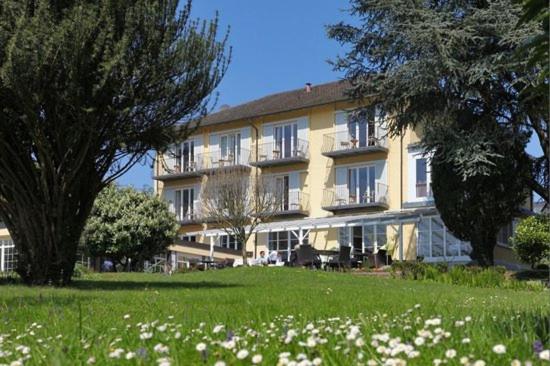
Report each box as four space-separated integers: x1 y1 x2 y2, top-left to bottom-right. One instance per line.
175 188 194 221
497 221 516 247
220 132 241 163
347 166 376 204
417 217 472 260
0 240 16 273
274 123 298 158
339 224 387 254
348 109 375 147
408 149 433 201
219 235 242 251
269 231 308 261
180 235 197 242
274 175 290 211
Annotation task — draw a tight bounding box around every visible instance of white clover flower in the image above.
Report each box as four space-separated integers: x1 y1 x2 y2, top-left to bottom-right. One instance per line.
459 356 469 364
433 359 442 366
10 361 23 366
195 343 206 352
306 337 317 348
157 357 172 366
123 314 130 320
367 360 377 366
312 357 322 365
222 340 236 349
492 344 506 354
237 349 249 360
140 332 153 340
473 360 486 366
125 352 135 360
461 338 471 344
252 354 263 364
454 320 465 327
279 352 291 359
174 331 181 339
445 349 456 359
355 337 365 347
86 356 96 365
539 350 550 361
157 324 167 332
465 316 472 322
414 337 425 346
214 362 226 366
108 348 124 359
153 343 169 354
510 360 521 366
425 318 441 326
213 325 224 334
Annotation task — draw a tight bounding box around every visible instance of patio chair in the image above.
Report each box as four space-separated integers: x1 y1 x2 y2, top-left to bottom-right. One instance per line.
325 245 352 271
291 245 322 269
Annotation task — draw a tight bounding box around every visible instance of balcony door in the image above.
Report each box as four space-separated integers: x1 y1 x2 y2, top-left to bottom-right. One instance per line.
348 110 375 147
347 166 375 204
274 123 298 158
175 188 194 221
180 140 195 171
275 175 290 211
220 132 241 163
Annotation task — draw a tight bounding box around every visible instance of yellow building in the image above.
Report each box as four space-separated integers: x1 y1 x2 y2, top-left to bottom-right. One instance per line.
149 80 524 269
0 222 15 273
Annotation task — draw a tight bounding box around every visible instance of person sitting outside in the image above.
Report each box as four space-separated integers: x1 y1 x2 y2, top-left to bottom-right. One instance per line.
268 250 280 265
257 251 268 265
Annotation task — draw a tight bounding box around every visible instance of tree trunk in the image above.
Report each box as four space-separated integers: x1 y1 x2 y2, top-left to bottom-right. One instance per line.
1 175 100 286
469 230 496 267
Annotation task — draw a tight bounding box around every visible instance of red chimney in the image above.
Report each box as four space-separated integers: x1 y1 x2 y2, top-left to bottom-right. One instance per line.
305 83 312 93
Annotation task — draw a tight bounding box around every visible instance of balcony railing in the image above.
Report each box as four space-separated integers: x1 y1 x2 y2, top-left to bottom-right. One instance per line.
322 182 389 211
272 191 310 216
155 149 251 180
321 132 388 157
251 139 309 167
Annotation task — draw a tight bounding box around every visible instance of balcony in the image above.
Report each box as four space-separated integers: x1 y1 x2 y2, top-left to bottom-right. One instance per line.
322 183 389 212
272 191 310 217
250 139 309 167
154 149 251 181
321 132 388 158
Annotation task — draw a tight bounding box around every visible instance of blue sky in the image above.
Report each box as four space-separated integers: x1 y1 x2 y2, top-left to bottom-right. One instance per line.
116 0 543 189
117 0 352 188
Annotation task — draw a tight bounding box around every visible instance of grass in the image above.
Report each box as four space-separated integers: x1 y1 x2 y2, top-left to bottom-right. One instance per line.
0 268 549 365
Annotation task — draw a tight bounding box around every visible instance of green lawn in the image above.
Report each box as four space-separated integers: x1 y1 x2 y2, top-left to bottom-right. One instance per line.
0 268 548 365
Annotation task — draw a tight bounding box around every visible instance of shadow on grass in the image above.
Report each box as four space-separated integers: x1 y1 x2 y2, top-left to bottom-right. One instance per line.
71 279 241 291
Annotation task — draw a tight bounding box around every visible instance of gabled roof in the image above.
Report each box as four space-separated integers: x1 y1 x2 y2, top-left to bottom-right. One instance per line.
201 80 352 126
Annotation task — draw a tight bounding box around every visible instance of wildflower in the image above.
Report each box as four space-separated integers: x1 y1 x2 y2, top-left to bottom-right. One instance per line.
425 318 441 326
540 350 550 361
140 332 153 340
237 349 249 360
123 314 130 320
459 357 469 364
492 344 506 354
461 338 471 344
10 361 23 366
125 352 136 360
533 340 544 353
312 357 322 365
213 325 224 334
154 343 169 354
109 348 124 359
510 360 521 366
195 343 206 352
465 316 472 322
414 337 425 346
445 349 456 359
454 320 465 327
252 354 263 364
214 362 226 366
157 324 167 332
355 337 365 347
473 360 486 366
157 357 171 366
86 357 96 365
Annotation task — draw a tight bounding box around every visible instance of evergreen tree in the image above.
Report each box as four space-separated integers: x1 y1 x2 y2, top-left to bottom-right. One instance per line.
0 0 229 285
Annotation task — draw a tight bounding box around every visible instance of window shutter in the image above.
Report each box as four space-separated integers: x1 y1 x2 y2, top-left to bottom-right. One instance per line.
297 117 308 142
240 127 251 163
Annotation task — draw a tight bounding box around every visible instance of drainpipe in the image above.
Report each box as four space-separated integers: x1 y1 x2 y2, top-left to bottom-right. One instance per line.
399 131 404 262
250 120 259 258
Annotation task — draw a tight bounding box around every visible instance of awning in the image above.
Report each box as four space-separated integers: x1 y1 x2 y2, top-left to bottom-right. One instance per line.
186 207 437 237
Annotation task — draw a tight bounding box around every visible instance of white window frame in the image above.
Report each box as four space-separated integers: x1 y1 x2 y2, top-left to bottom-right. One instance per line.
219 131 242 162
174 187 195 221
0 239 15 273
268 231 308 261
407 148 433 202
218 234 242 251
347 165 376 204
416 216 471 262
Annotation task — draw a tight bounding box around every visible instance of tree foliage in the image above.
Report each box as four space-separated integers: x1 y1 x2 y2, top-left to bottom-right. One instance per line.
426 119 531 265
511 214 550 268
0 0 229 285
328 0 548 203
82 185 177 269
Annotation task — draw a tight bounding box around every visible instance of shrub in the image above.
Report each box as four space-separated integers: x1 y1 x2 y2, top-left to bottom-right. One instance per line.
511 215 550 268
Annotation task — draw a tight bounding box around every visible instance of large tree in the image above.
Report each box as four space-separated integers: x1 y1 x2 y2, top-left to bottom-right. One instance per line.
328 0 548 203
424 117 531 265
0 0 229 285
82 185 178 271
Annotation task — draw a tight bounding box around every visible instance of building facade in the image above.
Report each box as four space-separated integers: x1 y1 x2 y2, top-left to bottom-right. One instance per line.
154 80 526 266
